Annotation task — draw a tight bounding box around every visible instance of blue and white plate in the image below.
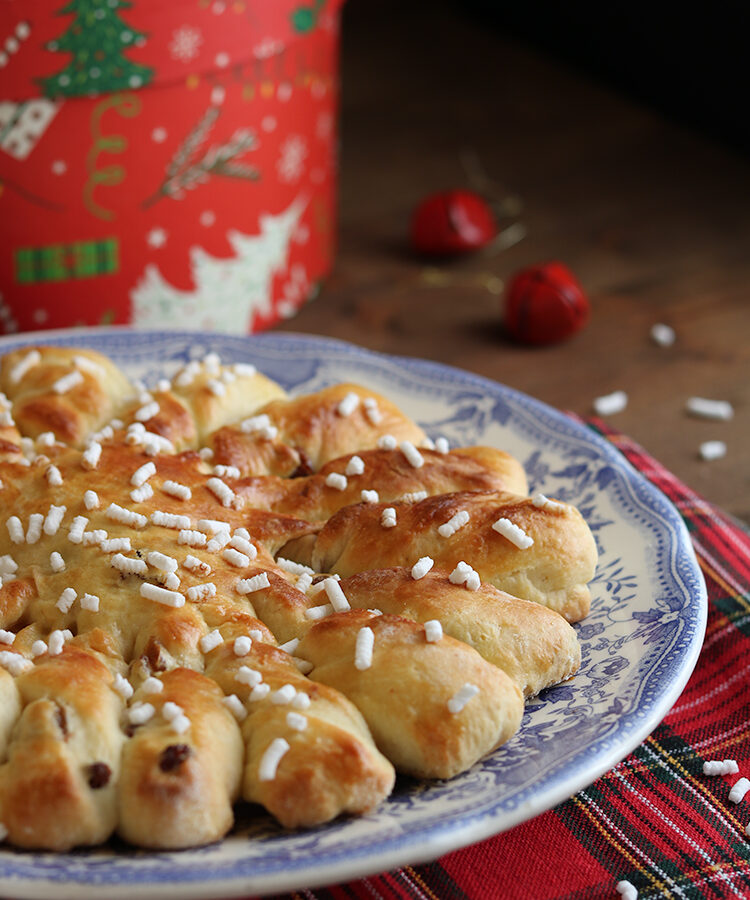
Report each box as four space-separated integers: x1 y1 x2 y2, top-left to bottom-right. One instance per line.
0 329 707 900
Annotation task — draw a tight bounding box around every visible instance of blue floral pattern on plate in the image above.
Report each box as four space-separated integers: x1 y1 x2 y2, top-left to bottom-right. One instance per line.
0 330 707 900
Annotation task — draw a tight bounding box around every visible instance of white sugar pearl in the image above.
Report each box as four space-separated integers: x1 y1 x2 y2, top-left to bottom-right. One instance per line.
235 666 263 688
271 684 296 705
686 397 733 421
286 711 307 731
699 440 726 461
593 390 628 416
325 472 347 491
337 392 360 417
323 577 350 612
113 674 133 699
411 556 434 579
80 593 100 612
354 626 374 670
222 694 247 721
258 737 289 781
233 636 252 656
447 683 479 714
491 517 534 549
400 441 424 468
345 455 365 476
128 702 155 725
424 620 443 642
616 881 638 900
199 630 223 653
729 777 750 804
650 323 675 346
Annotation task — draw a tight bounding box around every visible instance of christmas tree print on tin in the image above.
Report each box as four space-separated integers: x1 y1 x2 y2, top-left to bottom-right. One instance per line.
130 196 306 333
40 0 153 98
291 0 326 34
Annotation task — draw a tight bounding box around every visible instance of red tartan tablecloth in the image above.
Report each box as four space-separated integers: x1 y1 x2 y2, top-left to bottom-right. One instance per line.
254 419 750 900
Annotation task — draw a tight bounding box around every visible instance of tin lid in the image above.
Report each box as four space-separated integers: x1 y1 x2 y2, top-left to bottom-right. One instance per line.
0 0 344 100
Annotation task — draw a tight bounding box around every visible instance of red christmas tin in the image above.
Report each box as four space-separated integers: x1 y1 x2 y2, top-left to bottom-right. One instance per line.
0 0 343 334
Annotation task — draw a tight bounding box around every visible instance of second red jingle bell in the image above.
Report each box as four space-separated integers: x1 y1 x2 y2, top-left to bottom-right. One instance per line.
504 262 589 345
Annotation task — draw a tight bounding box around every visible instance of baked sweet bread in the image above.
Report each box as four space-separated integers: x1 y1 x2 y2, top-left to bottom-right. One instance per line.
303 567 581 698
209 383 428 477
0 343 597 852
310 490 597 622
233 445 528 521
0 346 134 448
295 609 524 779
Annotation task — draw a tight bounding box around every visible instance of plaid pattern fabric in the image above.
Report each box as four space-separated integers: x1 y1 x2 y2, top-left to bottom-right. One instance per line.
14 238 119 283
248 419 750 900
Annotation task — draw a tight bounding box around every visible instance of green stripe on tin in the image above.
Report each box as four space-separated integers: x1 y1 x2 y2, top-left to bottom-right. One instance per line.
14 238 119 283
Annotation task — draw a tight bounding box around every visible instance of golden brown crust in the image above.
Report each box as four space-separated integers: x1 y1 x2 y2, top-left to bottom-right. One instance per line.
117 667 243 848
118 389 197 452
170 363 287 447
296 610 524 779
261 383 426 467
0 444 315 657
0 577 37 631
0 392 23 463
309 568 580 697
130 605 208 676
209 424 303 477
0 346 134 447
0 668 20 762
234 445 528 521
0 342 597 852
204 641 395 828
0 646 123 850
311 491 597 622
209 383 427 477
219 563 313 645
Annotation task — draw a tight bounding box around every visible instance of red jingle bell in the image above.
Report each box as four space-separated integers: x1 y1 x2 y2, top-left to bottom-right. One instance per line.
410 190 498 256
504 262 589 345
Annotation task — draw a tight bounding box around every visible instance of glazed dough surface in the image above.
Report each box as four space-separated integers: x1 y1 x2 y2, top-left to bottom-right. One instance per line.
311 490 597 622
0 344 596 852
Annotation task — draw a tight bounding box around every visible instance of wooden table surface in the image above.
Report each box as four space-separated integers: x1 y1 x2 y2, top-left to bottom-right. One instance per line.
278 0 750 525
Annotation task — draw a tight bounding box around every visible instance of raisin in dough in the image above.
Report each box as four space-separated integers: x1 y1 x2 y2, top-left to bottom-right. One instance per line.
0 645 124 850
118 667 243 849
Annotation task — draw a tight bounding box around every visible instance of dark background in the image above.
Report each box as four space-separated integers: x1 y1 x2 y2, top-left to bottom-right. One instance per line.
279 0 750 523
467 2 748 154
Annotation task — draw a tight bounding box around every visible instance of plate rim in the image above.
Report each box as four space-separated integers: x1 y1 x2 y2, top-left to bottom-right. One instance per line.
0 327 708 898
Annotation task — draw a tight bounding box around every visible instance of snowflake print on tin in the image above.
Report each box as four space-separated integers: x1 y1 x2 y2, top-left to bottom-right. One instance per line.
169 25 203 63
146 228 168 249
277 136 308 184
253 38 283 59
0 297 18 333
316 111 334 141
278 263 309 318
